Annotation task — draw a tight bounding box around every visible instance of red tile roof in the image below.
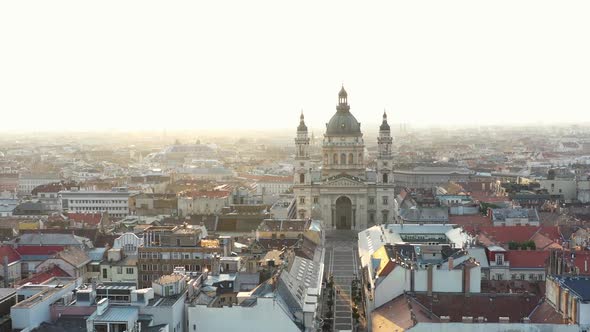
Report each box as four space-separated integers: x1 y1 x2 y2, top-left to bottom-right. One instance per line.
67 212 102 225
477 226 539 244
17 265 70 285
507 250 549 269
15 245 65 256
0 246 21 264
571 251 590 275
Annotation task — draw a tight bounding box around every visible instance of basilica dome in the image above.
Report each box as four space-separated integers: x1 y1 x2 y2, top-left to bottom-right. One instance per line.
325 87 362 136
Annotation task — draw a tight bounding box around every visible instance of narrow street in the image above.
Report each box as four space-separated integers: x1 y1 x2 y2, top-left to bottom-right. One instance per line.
324 230 360 332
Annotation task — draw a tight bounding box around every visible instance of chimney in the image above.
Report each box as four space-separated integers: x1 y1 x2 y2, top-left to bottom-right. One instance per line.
440 316 450 323
461 316 473 323
498 317 510 323
448 257 454 270
427 264 433 297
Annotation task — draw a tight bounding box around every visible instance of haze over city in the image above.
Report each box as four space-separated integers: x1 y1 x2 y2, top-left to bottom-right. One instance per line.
2 0 590 132
4 2 590 332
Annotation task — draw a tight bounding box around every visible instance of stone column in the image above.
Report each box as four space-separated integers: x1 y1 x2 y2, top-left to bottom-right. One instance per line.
331 207 335 229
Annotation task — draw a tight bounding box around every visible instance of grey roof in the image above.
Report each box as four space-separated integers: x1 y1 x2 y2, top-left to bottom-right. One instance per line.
92 306 138 323
0 288 16 299
400 207 449 222
87 248 107 261
491 208 539 222
11 233 93 248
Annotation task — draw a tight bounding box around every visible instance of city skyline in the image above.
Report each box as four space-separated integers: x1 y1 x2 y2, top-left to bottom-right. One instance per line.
1 0 590 131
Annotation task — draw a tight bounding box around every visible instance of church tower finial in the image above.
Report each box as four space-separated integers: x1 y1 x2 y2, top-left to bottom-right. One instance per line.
380 109 390 131
298 110 308 132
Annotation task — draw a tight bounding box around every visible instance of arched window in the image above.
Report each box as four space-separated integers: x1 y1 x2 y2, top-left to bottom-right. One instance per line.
383 173 388 183
333 154 338 164
299 173 305 184
348 153 353 164
341 153 346 165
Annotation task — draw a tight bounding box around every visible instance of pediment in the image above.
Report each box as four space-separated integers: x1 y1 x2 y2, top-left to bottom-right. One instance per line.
323 174 365 187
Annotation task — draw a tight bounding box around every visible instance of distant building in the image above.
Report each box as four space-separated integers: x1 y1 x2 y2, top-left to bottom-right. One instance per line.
18 174 60 196
59 187 136 218
177 190 230 217
393 166 473 190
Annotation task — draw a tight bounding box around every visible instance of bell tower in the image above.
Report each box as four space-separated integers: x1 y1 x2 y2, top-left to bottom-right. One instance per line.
377 111 393 184
294 112 311 185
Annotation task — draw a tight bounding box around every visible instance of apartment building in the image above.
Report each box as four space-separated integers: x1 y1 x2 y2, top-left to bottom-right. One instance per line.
137 225 220 288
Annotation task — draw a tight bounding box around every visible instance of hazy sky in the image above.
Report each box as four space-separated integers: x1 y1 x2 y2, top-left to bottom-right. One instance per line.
1 1 589 132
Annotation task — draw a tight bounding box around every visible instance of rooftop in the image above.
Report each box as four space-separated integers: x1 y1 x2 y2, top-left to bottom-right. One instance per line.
552 276 590 301
491 208 539 222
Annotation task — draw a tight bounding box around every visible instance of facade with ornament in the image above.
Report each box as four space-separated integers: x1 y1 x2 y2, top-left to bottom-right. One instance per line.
293 87 395 230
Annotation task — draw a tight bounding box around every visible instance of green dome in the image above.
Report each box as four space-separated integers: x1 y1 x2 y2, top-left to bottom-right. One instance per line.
326 111 361 136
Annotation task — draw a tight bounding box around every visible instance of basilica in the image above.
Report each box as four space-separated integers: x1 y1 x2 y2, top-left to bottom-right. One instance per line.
293 87 395 231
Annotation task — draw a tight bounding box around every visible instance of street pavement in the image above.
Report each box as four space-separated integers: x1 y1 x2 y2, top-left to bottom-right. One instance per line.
324 230 360 332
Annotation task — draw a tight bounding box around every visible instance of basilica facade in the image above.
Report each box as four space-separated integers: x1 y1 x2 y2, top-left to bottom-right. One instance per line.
293 87 395 231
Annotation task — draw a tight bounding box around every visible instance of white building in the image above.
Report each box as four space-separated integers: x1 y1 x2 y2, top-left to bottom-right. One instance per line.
293 87 396 230
59 187 136 218
358 224 481 311
11 278 78 330
113 232 144 256
17 173 60 196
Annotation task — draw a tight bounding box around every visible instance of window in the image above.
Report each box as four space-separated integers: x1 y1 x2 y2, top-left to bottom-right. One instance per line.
177 239 181 246
126 268 134 274
299 173 305 184
116 267 123 274
313 196 319 204
152 264 158 271
496 254 503 265
382 196 388 205
369 213 375 223
324 154 328 164
348 153 353 164
340 153 346 165
102 269 108 278
383 173 388 183
382 211 389 223
141 264 148 271
299 196 305 204
369 197 375 205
